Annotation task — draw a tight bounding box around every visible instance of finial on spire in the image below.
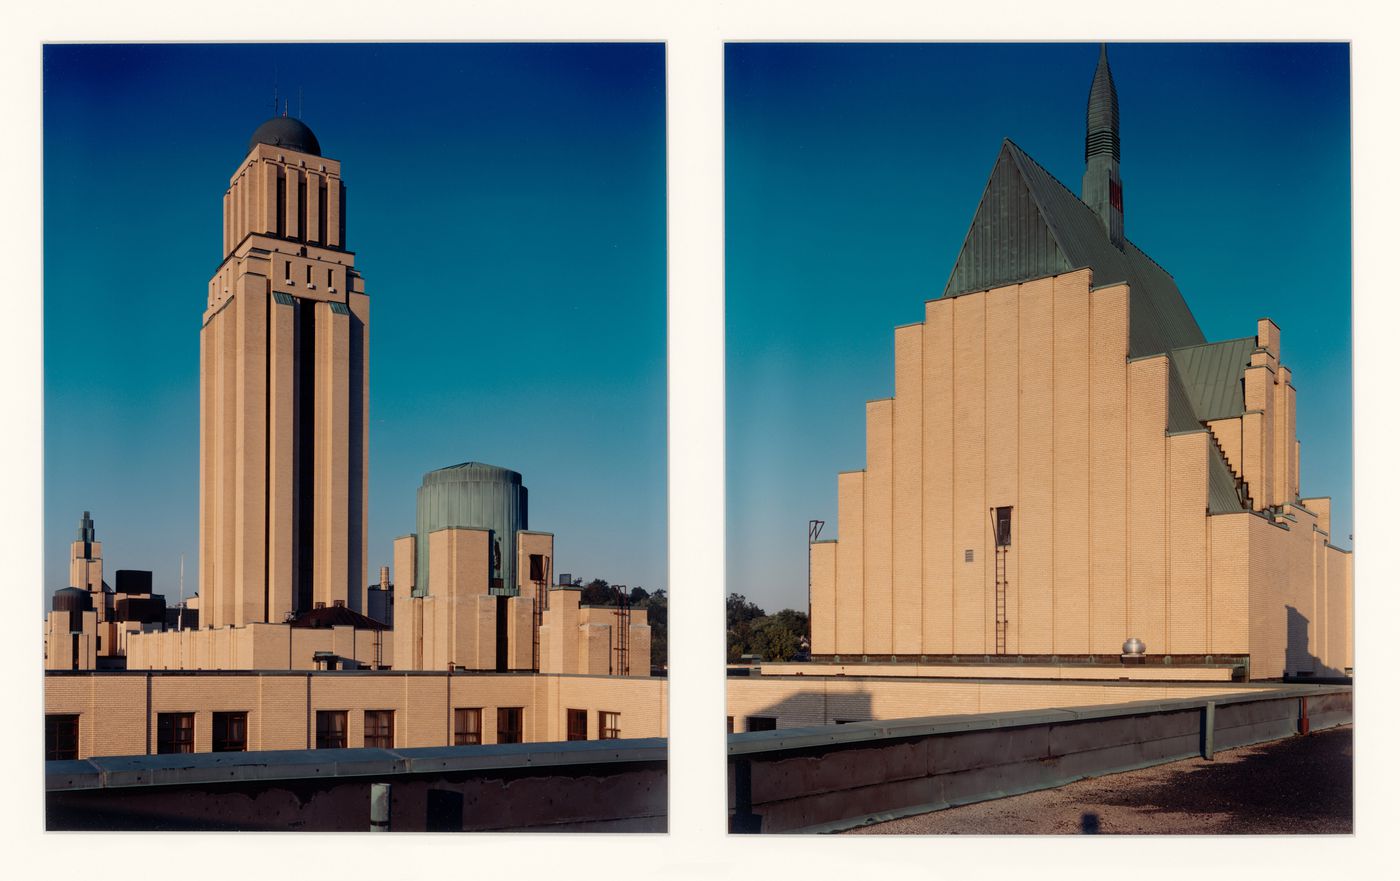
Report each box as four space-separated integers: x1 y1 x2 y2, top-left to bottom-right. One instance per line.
1085 43 1119 162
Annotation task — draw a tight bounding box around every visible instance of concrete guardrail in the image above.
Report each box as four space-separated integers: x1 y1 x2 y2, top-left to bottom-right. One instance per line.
48 737 667 832
727 684 1351 833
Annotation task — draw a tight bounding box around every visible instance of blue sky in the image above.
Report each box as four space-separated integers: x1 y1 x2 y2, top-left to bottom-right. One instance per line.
726 43 1352 614
43 43 666 602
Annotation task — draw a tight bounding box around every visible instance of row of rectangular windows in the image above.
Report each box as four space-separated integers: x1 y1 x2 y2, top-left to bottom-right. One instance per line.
46 707 623 760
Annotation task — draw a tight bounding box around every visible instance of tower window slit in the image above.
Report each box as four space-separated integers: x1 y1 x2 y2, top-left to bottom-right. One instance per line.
275 171 285 238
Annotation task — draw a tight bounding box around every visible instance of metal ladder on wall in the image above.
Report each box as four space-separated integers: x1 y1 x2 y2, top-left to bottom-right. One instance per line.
994 546 1009 655
613 588 632 676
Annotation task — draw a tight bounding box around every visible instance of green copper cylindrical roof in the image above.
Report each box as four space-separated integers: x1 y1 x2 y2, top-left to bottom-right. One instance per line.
414 462 529 597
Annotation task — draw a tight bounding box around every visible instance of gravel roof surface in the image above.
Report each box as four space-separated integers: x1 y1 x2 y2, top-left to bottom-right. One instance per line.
845 725 1352 835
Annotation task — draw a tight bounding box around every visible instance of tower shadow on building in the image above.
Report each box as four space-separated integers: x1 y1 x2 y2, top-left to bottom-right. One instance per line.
1284 605 1347 681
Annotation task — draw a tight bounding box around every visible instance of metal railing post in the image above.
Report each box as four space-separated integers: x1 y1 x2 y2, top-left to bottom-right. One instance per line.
730 758 762 833
1201 701 1216 760
370 782 392 832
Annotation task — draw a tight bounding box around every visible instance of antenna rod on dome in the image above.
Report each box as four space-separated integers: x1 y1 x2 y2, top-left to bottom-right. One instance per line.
283 98 289 118
299 86 303 119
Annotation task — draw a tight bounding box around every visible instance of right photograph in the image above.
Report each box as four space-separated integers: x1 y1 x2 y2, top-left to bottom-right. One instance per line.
725 43 1353 834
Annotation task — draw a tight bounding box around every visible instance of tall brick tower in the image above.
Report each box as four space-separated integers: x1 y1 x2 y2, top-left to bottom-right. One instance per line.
200 113 369 628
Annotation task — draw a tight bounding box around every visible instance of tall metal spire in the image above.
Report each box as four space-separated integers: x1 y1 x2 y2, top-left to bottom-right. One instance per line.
1085 42 1120 162
1082 43 1125 249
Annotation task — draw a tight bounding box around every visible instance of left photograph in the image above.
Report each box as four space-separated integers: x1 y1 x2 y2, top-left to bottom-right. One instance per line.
42 42 668 832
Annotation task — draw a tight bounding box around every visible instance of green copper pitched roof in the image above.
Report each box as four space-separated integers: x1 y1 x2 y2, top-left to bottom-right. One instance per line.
1168 336 1255 422
1163 347 1248 514
941 140 1205 358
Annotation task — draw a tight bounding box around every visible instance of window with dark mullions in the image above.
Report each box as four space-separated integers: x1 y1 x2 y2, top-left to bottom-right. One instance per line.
454 708 482 745
598 711 621 740
157 713 195 754
497 707 523 744
212 711 248 752
46 714 79 760
315 710 348 749
567 708 588 741
364 710 394 749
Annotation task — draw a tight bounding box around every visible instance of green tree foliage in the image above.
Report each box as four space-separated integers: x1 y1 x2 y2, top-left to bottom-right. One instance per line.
579 578 615 607
641 588 667 670
727 594 809 663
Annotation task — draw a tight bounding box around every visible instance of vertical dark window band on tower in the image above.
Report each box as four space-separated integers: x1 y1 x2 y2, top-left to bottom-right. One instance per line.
295 298 317 614
339 182 347 249
496 595 508 671
275 168 286 239
297 178 307 243
348 308 365 612
319 181 328 245
264 289 272 622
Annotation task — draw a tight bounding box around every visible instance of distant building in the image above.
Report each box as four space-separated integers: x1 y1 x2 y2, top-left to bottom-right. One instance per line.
45 114 663 762
806 45 1351 682
44 512 171 670
393 462 649 675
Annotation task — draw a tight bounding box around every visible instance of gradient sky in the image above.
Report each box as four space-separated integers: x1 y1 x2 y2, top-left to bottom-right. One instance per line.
43 43 666 604
727 42 1352 614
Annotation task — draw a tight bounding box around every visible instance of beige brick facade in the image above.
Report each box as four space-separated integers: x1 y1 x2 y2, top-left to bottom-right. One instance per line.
728 674 1269 731
202 139 368 630
45 670 667 760
393 529 651 677
810 270 1353 679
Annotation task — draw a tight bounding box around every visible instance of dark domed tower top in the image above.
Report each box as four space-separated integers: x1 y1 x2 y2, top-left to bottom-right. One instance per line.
1082 43 1125 250
247 115 321 157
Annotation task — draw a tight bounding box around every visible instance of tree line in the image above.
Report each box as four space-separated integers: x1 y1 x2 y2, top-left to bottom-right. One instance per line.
727 593 809 663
